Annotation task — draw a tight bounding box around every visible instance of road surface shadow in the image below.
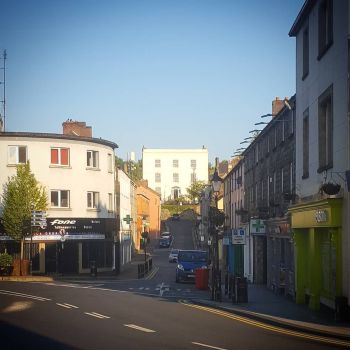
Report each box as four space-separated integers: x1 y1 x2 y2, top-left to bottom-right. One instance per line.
0 320 79 350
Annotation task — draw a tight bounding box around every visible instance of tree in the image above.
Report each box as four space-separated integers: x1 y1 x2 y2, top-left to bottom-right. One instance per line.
186 180 207 203
1 163 48 260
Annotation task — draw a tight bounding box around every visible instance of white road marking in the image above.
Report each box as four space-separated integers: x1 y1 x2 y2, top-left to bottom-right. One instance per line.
192 342 228 350
63 303 79 309
56 303 72 309
56 303 79 309
145 287 150 290
84 312 110 319
129 288 134 290
124 324 156 333
138 287 144 290
0 289 51 301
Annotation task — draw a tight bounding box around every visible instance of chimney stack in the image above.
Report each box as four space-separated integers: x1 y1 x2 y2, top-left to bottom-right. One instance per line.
62 119 92 137
272 97 285 117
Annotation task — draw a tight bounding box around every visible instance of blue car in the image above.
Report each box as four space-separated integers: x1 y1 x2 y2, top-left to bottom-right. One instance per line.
175 250 208 283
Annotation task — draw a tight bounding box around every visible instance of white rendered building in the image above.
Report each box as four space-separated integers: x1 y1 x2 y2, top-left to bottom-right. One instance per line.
0 131 118 274
142 148 209 201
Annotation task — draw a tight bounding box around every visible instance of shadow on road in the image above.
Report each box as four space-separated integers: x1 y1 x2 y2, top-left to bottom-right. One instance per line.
0 320 79 350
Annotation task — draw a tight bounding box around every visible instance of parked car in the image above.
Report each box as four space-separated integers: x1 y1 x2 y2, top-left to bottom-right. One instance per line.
161 231 172 241
159 237 171 248
168 249 179 263
176 250 208 283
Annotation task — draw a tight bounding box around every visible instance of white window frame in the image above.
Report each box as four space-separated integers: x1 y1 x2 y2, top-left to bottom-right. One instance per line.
173 159 179 168
155 159 161 168
87 191 99 209
50 190 70 208
155 172 161 183
173 172 179 183
191 159 197 169
108 193 113 211
107 153 113 173
50 147 70 166
8 145 27 165
87 150 99 169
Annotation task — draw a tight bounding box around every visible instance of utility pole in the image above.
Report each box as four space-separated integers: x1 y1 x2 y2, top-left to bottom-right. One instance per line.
0 49 6 132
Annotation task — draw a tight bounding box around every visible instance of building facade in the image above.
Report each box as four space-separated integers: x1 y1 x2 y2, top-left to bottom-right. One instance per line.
136 181 161 246
142 148 209 201
241 96 296 289
289 0 350 314
0 131 118 274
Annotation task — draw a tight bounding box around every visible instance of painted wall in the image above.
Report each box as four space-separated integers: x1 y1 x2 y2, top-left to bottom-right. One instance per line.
142 148 209 200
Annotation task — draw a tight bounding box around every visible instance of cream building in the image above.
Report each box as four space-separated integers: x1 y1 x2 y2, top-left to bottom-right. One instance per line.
142 147 209 201
0 131 118 274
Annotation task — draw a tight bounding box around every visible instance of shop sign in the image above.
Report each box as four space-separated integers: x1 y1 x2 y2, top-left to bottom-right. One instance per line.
315 209 328 223
47 218 116 233
250 219 266 234
232 228 245 244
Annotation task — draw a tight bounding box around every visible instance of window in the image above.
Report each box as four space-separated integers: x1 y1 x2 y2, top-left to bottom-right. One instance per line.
318 85 333 172
107 153 113 173
302 109 309 178
51 190 69 208
51 148 69 166
87 150 99 168
173 173 179 183
173 159 179 168
191 159 196 169
318 0 333 59
155 172 161 183
87 191 99 209
155 187 161 194
108 193 113 211
8 145 27 164
302 25 309 78
155 159 161 167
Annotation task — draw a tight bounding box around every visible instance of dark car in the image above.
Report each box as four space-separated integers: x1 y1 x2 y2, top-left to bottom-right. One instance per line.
159 237 171 248
176 250 208 282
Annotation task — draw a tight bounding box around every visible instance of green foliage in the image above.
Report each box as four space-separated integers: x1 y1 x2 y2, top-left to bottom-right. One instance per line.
186 180 207 203
115 157 143 182
1 163 48 242
209 206 226 226
0 252 13 267
162 204 197 217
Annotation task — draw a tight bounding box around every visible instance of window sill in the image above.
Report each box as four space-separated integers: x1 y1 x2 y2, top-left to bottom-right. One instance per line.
302 71 309 81
87 208 101 212
7 163 27 167
49 165 72 169
317 41 333 61
86 167 101 171
49 207 72 211
317 164 333 174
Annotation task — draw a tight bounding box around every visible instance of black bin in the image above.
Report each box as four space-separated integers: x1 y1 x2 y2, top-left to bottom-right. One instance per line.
90 260 97 277
234 276 248 303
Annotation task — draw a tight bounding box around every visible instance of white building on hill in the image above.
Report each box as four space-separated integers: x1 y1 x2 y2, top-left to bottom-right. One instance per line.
142 147 209 201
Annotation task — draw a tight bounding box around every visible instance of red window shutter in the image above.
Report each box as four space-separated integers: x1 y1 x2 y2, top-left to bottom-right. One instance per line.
51 149 58 164
61 148 69 165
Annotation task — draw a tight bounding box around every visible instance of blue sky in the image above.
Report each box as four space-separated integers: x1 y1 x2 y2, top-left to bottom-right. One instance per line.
1 0 304 163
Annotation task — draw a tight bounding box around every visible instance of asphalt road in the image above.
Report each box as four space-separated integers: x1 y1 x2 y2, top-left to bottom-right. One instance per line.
0 219 344 349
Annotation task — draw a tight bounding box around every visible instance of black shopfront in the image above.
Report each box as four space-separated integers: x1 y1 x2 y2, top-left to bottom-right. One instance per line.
29 217 116 274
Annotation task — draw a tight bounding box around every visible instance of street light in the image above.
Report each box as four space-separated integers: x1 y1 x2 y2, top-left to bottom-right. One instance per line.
210 166 223 301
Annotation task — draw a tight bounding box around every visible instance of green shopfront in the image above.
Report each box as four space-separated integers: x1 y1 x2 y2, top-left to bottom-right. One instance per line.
289 198 342 311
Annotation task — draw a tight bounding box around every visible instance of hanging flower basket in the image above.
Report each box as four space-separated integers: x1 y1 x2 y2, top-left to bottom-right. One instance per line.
320 182 341 195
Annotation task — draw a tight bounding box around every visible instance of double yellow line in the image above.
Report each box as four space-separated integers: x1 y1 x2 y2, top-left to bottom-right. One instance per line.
179 300 350 348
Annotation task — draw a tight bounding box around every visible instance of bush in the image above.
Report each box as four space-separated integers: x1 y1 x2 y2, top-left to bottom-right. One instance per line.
0 252 13 267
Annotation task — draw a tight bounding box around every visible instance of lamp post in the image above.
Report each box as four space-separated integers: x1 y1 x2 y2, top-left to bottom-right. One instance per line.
210 166 222 301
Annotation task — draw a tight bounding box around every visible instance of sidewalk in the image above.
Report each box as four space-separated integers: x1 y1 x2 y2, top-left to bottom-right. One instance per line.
0 253 146 283
193 283 350 340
